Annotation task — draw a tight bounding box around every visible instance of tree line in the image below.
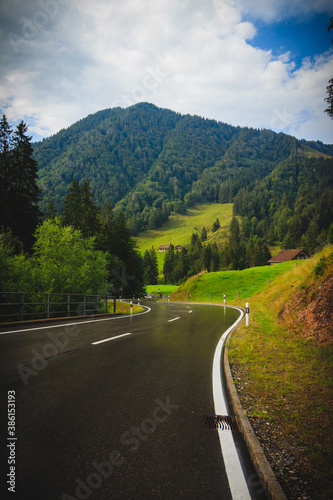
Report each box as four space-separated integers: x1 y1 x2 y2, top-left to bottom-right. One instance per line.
0 115 144 296
161 217 271 285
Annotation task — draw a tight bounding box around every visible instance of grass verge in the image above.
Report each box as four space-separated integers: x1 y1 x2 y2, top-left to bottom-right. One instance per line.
227 247 333 499
145 284 178 296
108 300 143 315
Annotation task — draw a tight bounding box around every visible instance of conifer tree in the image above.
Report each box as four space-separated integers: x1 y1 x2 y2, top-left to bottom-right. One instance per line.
0 115 12 231
81 179 100 237
45 200 57 220
62 177 83 230
0 117 41 250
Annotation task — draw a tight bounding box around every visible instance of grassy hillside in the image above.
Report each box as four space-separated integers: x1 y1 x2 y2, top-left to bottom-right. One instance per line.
134 203 233 272
170 260 297 303
172 246 333 499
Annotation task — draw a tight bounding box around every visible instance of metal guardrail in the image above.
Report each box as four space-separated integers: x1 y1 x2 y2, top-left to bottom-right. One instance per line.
0 292 117 323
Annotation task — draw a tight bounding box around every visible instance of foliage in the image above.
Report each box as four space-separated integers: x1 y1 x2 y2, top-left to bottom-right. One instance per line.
96 207 144 297
33 103 332 245
233 155 333 254
0 115 41 250
33 218 108 294
143 248 158 285
0 218 109 294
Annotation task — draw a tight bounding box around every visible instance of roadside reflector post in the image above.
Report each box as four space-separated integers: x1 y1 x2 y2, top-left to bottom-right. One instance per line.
246 303 249 326
138 298 140 306
224 293 226 304
168 296 170 303
130 300 133 315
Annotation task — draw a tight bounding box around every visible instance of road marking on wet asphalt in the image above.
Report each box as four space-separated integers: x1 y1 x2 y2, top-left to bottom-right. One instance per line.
168 317 180 322
212 306 251 500
92 332 132 345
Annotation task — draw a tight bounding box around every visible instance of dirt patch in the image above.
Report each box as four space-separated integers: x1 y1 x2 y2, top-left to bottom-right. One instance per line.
279 273 333 344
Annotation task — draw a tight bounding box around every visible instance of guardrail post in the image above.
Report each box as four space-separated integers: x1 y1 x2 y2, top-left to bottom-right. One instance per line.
20 293 24 321
246 303 250 326
46 293 50 319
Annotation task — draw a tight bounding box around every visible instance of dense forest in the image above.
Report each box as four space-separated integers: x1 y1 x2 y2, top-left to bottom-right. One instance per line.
1 103 333 296
0 114 144 296
33 103 333 253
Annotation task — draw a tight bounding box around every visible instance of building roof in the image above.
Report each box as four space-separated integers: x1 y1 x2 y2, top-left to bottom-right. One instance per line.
268 249 306 263
159 244 171 250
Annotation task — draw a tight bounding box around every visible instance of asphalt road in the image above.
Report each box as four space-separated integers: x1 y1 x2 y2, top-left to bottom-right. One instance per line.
0 301 267 500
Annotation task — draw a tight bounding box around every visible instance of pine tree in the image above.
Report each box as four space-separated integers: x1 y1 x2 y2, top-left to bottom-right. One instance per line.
148 247 158 284
143 250 151 284
163 244 175 283
0 118 41 250
45 200 57 220
0 115 13 231
62 177 82 230
212 218 220 232
80 179 100 238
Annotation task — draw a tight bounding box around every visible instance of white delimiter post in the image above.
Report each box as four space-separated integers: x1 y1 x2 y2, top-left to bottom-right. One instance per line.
130 300 133 315
224 294 226 304
246 303 249 326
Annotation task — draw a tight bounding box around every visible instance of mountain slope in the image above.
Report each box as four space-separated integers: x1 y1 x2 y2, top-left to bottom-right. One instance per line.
33 102 333 244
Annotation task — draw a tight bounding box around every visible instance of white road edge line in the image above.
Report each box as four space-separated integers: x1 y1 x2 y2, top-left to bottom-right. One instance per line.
168 317 180 322
0 306 151 335
92 332 132 345
212 306 251 500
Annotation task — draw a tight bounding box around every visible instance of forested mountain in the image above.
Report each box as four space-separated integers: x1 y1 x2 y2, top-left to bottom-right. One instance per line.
33 103 333 249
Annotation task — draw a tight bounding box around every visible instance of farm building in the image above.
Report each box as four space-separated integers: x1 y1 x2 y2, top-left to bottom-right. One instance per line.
268 248 309 264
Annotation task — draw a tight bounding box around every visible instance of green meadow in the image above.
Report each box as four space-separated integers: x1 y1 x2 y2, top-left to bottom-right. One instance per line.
170 260 297 303
134 203 233 273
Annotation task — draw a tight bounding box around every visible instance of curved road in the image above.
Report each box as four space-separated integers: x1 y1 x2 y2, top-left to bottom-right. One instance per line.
0 301 267 499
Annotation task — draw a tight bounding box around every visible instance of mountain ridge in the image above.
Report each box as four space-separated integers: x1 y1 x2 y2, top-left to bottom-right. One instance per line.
33 103 333 246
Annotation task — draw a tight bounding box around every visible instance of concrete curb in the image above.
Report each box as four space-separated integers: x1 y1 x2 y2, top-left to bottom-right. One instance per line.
224 336 288 500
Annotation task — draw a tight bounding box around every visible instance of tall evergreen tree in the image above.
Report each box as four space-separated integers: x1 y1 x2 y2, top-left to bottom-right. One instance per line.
0 117 41 250
148 247 158 284
80 179 100 238
0 115 13 231
62 177 83 230
45 200 57 220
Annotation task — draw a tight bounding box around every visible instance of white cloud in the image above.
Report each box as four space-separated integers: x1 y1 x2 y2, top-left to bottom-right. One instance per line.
0 0 332 143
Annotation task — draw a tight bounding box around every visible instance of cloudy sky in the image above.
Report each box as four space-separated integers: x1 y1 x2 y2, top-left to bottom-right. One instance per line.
1 0 332 143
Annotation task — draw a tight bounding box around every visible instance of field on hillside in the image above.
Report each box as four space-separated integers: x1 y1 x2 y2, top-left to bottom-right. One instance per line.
134 203 233 273
171 261 297 303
